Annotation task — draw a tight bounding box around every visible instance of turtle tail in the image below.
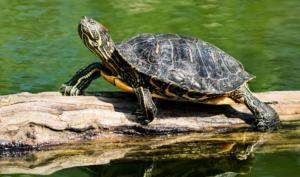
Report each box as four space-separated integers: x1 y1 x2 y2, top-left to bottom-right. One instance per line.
231 85 281 131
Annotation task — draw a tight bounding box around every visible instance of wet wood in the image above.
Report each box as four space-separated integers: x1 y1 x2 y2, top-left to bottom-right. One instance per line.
0 91 299 147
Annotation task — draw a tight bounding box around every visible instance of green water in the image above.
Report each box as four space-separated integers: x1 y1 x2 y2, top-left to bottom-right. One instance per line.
0 0 299 176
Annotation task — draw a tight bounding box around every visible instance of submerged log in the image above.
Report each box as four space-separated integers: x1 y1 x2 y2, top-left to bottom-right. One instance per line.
0 91 299 147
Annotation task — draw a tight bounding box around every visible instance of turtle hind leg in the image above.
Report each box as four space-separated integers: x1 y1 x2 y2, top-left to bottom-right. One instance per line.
230 85 281 131
60 62 102 96
133 87 157 125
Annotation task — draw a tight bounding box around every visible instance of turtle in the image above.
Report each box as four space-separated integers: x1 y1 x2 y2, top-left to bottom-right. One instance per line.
60 16 281 131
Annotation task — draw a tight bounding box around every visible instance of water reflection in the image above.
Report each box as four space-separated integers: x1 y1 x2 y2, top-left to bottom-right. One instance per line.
0 122 299 176
0 131 271 176
1 121 300 177
84 156 254 177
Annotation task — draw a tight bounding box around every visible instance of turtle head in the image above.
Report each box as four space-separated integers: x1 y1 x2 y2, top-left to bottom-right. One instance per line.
78 16 115 61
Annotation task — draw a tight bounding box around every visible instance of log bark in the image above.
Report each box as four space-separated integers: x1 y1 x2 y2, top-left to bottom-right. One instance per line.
0 91 299 148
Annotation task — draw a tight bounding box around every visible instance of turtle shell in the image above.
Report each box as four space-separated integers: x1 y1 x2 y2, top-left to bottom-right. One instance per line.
116 34 254 94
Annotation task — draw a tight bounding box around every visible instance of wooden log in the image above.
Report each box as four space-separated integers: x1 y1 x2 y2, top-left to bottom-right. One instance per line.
0 91 299 148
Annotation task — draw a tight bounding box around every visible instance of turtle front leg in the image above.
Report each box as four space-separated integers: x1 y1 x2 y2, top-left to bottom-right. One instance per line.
133 87 157 125
230 85 281 131
60 62 103 96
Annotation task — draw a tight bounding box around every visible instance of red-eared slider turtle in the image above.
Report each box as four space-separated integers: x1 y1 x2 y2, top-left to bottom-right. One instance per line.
60 16 281 131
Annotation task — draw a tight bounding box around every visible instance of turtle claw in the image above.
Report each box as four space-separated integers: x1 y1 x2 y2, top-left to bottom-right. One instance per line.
255 118 282 132
132 109 153 125
60 84 81 96
254 103 282 132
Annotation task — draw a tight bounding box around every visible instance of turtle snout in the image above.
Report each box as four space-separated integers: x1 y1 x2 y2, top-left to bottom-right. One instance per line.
80 16 108 33
81 16 88 21
80 16 92 25
78 17 94 35
81 16 99 25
